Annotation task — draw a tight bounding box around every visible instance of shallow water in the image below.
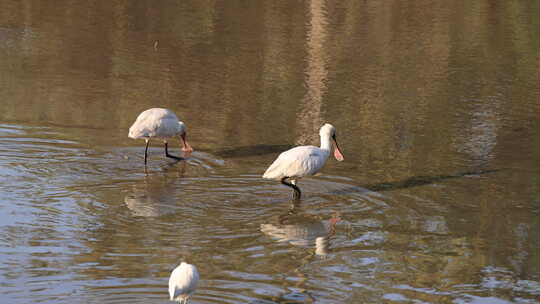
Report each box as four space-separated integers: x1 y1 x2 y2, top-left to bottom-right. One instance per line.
1 1 540 303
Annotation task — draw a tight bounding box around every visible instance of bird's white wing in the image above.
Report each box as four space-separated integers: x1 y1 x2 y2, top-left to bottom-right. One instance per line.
263 146 326 179
129 110 161 138
295 148 327 176
169 264 199 300
129 109 182 139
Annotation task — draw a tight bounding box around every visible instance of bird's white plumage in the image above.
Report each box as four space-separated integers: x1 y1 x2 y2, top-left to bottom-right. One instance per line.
263 146 330 180
168 262 199 303
263 123 343 181
128 108 186 139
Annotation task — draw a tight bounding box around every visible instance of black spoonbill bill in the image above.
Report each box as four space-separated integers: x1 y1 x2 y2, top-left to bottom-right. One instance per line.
128 108 193 164
169 262 199 304
263 123 344 199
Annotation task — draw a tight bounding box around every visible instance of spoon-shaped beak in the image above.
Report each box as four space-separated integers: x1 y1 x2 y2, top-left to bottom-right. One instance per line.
332 136 344 161
180 132 193 153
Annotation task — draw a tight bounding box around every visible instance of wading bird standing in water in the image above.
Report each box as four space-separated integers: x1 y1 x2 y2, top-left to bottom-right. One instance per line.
263 123 344 199
169 262 199 304
128 108 193 164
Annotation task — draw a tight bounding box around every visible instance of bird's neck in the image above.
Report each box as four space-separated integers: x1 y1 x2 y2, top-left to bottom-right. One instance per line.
320 135 332 152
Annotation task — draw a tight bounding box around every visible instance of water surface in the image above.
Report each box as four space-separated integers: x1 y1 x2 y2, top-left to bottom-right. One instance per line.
1 1 540 303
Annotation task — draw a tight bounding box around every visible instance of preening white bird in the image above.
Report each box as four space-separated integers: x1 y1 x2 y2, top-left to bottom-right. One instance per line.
128 108 193 164
263 123 344 199
169 262 199 304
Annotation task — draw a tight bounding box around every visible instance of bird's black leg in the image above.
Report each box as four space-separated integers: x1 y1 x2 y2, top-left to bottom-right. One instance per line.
144 139 150 165
281 177 301 199
165 142 184 160
279 199 301 224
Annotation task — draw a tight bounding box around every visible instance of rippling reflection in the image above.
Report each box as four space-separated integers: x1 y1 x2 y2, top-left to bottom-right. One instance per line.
295 0 327 146
261 202 340 257
456 96 501 168
124 165 186 217
1 1 540 304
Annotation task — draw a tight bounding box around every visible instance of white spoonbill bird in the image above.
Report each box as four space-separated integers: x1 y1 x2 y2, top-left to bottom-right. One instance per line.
128 108 193 164
169 262 199 304
263 123 344 199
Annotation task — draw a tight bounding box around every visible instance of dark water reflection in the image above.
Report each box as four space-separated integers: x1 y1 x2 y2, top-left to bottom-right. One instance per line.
1 1 540 303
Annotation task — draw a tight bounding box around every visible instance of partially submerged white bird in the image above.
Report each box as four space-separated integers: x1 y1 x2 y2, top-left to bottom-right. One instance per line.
263 123 344 199
128 108 193 164
169 262 199 304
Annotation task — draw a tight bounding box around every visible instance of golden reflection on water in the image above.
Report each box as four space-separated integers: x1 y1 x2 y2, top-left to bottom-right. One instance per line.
295 0 327 146
0 1 540 304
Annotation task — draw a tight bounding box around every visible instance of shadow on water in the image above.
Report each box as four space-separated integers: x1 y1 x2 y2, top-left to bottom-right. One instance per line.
329 169 503 196
213 144 294 158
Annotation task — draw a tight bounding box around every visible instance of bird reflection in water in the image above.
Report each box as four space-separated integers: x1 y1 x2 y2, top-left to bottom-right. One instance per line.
125 162 187 217
260 201 341 257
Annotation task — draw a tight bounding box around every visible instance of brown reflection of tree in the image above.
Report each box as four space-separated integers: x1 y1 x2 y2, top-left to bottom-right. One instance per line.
295 0 328 145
